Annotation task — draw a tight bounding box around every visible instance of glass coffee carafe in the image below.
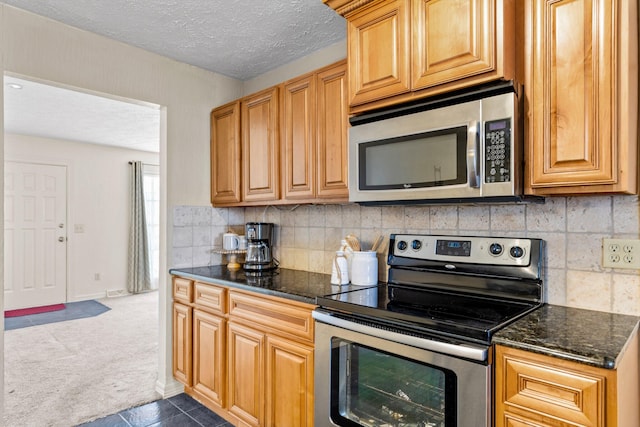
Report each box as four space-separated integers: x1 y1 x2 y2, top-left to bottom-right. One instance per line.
243 222 277 271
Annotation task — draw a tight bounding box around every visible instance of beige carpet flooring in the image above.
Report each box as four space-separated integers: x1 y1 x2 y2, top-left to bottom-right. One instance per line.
3 291 160 427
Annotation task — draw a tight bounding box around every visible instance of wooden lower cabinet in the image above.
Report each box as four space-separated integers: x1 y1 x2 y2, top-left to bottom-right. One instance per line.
193 309 226 409
495 343 639 427
172 302 192 386
228 321 265 427
265 336 314 427
172 276 315 427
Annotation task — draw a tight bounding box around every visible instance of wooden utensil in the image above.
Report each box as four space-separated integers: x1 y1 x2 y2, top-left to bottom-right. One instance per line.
370 235 383 252
345 234 361 251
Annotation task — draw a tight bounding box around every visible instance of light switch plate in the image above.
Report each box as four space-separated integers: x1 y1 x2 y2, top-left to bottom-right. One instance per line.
602 238 640 269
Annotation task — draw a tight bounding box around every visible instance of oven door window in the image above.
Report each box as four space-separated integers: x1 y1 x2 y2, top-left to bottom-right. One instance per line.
330 338 456 427
358 126 468 190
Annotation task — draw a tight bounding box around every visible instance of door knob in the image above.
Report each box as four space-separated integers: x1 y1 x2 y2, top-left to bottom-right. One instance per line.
58 237 65 242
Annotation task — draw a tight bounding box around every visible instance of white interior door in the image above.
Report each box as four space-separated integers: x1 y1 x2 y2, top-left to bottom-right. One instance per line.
4 161 67 310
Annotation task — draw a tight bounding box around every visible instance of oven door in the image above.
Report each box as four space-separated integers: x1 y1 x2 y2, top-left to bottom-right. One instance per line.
314 311 491 427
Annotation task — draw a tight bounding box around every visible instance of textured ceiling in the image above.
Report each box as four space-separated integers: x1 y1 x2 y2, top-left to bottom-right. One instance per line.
4 76 161 152
1 0 347 152
0 0 347 80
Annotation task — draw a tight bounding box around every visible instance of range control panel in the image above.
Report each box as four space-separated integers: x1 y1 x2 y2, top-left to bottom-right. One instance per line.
392 234 532 266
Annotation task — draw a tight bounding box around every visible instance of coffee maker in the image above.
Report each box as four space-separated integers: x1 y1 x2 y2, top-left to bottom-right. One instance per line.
244 222 276 272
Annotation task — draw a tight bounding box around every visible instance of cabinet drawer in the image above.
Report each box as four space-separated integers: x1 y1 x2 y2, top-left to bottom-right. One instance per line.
499 349 606 426
194 282 226 314
228 291 314 343
173 277 194 304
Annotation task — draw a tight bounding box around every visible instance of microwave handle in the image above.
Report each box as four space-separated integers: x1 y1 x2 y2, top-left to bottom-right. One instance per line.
467 121 480 188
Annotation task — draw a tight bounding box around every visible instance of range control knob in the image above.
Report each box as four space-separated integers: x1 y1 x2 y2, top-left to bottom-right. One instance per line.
510 246 525 258
397 240 408 251
489 243 503 256
411 240 422 250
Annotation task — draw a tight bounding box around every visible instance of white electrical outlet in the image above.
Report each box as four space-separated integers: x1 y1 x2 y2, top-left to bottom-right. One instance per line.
603 238 640 269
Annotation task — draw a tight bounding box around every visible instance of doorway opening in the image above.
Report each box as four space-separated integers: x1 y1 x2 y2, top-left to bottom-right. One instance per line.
2 73 166 425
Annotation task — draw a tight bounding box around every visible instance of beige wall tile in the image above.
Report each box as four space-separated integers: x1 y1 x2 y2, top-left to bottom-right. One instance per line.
177 192 640 314
526 198 566 232
404 206 430 231
325 205 342 228
566 270 612 311
532 232 566 270
612 273 640 315
342 204 361 227
324 227 343 251
361 206 382 229
459 206 490 231
544 268 567 306
382 206 405 230
294 248 309 270
309 205 326 227
613 195 640 235
308 250 326 273
294 226 310 248
309 227 325 251
566 233 607 272
280 226 295 248
430 206 458 230
567 196 612 233
490 205 525 232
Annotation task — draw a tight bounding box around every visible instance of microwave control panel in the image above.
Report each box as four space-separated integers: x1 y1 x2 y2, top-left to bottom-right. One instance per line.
484 119 511 183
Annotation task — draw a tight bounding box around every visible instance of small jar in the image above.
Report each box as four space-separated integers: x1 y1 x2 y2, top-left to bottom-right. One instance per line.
350 251 378 286
331 251 350 285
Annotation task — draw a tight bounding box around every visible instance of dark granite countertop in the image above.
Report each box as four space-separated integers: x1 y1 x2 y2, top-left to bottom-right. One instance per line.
169 265 336 305
493 304 640 369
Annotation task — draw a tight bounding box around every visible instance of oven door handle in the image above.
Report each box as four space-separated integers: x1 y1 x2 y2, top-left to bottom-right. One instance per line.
467 120 480 188
313 309 488 362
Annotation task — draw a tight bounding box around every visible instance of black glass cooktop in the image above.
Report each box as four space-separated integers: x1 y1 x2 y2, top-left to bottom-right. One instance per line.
316 283 541 344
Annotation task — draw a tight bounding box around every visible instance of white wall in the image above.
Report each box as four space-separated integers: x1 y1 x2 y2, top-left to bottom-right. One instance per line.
242 39 346 95
5 133 159 301
0 4 244 401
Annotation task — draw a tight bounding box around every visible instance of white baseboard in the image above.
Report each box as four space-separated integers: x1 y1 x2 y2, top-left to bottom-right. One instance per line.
155 378 184 399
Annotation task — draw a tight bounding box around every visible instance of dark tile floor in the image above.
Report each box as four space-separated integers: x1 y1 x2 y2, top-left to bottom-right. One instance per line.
77 393 231 427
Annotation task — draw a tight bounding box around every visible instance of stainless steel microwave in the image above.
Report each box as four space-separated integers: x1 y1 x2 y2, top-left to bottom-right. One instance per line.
348 83 526 204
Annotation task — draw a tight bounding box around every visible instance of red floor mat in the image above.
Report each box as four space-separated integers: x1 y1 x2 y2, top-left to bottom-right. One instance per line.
4 303 66 318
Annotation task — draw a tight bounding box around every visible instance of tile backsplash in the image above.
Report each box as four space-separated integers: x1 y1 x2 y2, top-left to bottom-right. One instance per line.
172 196 640 316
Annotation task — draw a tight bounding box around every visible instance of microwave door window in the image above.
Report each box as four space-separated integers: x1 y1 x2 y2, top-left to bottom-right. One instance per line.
359 127 467 190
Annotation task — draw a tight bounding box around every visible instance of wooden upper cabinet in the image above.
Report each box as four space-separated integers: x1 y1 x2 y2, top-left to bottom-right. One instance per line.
347 0 411 106
282 74 316 200
242 87 280 202
211 101 242 205
525 0 638 195
316 61 349 199
281 60 349 202
412 0 499 89
329 0 516 112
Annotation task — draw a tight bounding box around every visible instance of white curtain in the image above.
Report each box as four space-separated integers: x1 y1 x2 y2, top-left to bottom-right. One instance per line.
127 161 151 293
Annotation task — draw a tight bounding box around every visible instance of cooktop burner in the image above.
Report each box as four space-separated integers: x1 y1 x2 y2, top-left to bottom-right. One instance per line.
316 234 544 344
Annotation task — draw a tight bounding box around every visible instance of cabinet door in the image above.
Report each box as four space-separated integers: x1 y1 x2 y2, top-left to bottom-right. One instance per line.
526 0 634 194
282 75 316 200
412 0 496 90
242 87 280 202
211 101 242 205
172 302 192 386
228 322 264 427
193 309 226 408
347 0 411 106
495 345 609 427
316 61 349 200
265 336 314 427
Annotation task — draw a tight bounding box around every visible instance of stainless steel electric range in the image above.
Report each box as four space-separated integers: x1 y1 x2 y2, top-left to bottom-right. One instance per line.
313 233 544 427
